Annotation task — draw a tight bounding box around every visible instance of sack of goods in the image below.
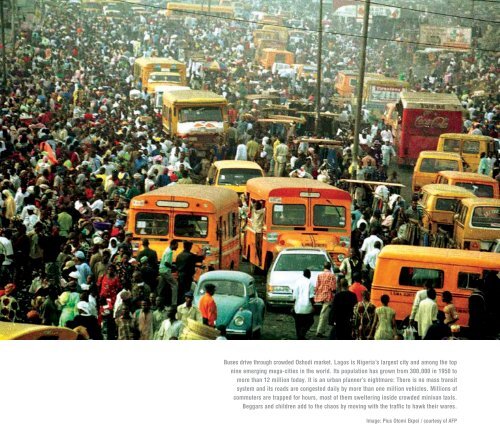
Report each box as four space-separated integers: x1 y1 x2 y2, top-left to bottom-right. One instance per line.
180 318 221 340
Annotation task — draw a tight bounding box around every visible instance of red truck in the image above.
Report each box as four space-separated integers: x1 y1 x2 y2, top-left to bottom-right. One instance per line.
384 91 464 165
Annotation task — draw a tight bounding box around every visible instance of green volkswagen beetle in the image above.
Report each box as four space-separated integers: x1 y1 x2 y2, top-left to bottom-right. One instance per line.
194 271 265 339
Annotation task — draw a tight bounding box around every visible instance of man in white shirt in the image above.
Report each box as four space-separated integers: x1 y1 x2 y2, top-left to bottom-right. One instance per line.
415 289 438 338
292 269 315 339
363 241 381 282
381 140 396 167
409 281 433 326
235 143 248 161
360 228 382 258
380 126 394 144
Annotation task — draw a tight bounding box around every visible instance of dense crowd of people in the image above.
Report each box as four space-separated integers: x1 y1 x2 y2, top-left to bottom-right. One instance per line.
0 1 497 339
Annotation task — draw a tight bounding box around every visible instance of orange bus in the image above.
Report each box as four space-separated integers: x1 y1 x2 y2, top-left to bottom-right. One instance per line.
127 185 240 271
259 49 294 69
371 245 500 327
243 178 352 270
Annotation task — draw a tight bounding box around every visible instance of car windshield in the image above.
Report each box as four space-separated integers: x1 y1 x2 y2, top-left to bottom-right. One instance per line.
217 168 263 186
274 253 327 272
199 280 245 297
179 107 223 123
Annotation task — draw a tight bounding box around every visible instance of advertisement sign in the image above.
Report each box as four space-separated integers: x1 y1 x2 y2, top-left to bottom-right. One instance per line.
419 25 472 51
368 85 403 103
356 5 400 21
405 109 458 137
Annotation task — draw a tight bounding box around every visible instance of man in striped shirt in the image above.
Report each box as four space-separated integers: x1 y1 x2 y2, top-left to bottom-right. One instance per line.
314 262 336 338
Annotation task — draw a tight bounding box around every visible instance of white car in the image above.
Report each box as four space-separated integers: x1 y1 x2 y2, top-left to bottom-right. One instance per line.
266 248 335 307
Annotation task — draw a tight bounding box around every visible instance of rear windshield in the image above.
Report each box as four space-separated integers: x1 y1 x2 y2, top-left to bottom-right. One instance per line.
462 140 480 154
274 253 327 272
174 214 208 237
199 280 245 297
455 182 494 198
420 158 460 173
471 206 500 229
272 204 306 226
135 212 169 236
313 205 346 227
442 139 461 153
435 198 459 212
217 168 263 186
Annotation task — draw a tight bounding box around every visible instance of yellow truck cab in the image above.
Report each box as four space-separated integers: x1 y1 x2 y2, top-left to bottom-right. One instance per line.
133 57 187 94
437 133 495 173
412 151 464 193
162 89 228 153
419 184 475 234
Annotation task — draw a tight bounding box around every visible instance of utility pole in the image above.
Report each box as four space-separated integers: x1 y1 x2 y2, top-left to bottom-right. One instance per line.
11 0 16 58
0 0 7 89
314 0 323 135
351 0 371 170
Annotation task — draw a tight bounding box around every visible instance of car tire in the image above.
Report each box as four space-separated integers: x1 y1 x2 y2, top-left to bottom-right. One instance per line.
253 325 262 339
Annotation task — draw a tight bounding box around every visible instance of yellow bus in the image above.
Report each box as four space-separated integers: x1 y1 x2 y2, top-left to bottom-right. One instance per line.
437 133 495 173
133 57 187 94
166 2 235 18
128 185 241 271
162 89 228 152
363 77 409 113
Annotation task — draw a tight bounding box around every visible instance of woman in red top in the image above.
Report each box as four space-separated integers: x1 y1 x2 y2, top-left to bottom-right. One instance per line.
98 264 122 307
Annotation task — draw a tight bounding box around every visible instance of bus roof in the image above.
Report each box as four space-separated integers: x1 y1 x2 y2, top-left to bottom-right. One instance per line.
212 160 264 170
420 184 475 197
439 133 493 142
377 245 500 267
246 177 351 201
437 171 498 183
134 57 184 68
133 185 239 212
400 92 462 111
162 89 227 104
460 197 500 207
418 151 462 159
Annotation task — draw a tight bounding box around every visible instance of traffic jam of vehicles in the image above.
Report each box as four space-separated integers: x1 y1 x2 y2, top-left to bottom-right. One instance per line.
0 0 498 340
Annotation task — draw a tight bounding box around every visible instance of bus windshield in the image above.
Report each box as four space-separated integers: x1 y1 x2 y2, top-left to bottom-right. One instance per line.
179 107 223 123
149 73 181 83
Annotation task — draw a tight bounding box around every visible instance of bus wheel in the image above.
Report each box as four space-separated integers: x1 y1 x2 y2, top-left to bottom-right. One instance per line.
263 252 273 273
